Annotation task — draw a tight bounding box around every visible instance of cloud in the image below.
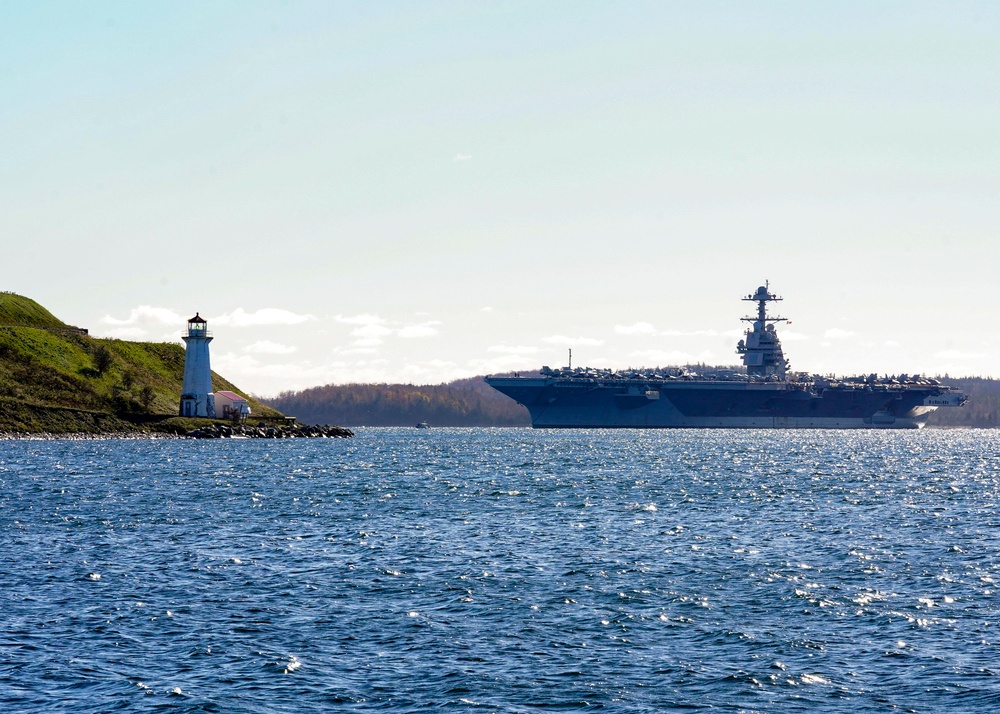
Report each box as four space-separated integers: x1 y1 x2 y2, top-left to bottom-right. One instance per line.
212 308 315 327
543 335 604 347
210 353 344 395
824 328 856 340
244 340 297 355
659 329 728 337
98 305 317 339
779 330 808 342
615 324 740 338
350 337 384 348
101 305 185 327
398 323 439 338
334 346 380 356
352 323 394 338
466 354 539 375
934 349 984 360
452 153 472 162
615 322 658 336
488 345 540 355
97 305 187 339
401 359 461 379
102 326 149 340
335 313 386 326
345 318 440 339
629 349 702 364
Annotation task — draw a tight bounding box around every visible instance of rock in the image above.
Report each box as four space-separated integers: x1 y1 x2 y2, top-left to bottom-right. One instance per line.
185 423 354 439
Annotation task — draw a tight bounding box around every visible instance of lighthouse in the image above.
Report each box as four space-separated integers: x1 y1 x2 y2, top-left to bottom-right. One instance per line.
179 313 216 417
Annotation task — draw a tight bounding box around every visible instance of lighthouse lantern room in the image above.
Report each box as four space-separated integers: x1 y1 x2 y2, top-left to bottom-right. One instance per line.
179 313 216 417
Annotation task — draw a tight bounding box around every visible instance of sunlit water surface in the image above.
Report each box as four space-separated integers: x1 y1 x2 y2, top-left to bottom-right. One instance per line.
2 428 999 712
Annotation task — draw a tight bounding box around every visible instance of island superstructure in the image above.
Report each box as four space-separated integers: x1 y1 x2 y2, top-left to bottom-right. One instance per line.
485 283 967 429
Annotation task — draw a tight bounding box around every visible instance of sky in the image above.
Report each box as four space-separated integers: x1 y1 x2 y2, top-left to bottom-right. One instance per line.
2 1 998 396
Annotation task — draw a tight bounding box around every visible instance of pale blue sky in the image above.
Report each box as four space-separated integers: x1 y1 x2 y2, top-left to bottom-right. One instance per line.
3 1 998 394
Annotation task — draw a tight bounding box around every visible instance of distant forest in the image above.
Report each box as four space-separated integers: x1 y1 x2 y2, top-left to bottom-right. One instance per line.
261 375 1000 429
264 376 531 427
928 377 1000 427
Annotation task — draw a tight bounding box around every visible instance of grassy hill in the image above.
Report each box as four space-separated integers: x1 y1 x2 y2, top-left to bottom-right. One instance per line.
0 291 282 434
0 292 69 329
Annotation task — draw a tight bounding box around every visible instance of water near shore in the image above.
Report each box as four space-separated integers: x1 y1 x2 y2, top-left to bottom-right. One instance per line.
2 428 999 712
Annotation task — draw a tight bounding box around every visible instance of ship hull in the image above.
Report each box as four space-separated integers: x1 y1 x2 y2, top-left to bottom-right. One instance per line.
485 377 944 429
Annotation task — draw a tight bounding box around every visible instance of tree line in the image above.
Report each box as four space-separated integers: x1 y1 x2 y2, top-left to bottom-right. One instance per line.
263 376 531 427
927 377 1000 427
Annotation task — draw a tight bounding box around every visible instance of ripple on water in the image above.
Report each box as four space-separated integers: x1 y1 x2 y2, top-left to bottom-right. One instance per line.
1 429 1000 711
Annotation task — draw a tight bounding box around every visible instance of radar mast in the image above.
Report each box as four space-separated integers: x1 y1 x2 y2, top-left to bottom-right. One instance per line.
735 281 789 379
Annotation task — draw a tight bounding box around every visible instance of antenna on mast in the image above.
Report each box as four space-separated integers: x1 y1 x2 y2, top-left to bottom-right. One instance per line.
568 348 572 370
736 282 789 379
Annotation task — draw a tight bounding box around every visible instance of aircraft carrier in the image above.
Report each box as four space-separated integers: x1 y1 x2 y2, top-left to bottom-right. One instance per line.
485 284 967 429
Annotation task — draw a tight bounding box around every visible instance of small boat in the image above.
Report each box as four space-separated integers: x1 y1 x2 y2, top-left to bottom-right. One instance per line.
415 422 430 429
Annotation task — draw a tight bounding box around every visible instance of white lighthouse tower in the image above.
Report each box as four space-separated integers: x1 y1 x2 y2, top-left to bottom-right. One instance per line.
179 313 216 417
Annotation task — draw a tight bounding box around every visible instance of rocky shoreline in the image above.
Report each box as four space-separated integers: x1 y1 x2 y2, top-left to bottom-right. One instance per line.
0 432 178 440
1 423 355 440
184 423 354 439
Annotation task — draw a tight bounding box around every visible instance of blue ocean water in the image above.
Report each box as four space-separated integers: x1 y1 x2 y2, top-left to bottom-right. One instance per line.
2 428 999 713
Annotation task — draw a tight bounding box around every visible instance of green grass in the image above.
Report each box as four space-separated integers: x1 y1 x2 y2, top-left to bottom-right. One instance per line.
0 292 71 329
0 294 283 434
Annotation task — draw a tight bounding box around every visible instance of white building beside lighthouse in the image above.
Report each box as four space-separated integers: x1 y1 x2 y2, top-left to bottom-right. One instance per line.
179 313 216 417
